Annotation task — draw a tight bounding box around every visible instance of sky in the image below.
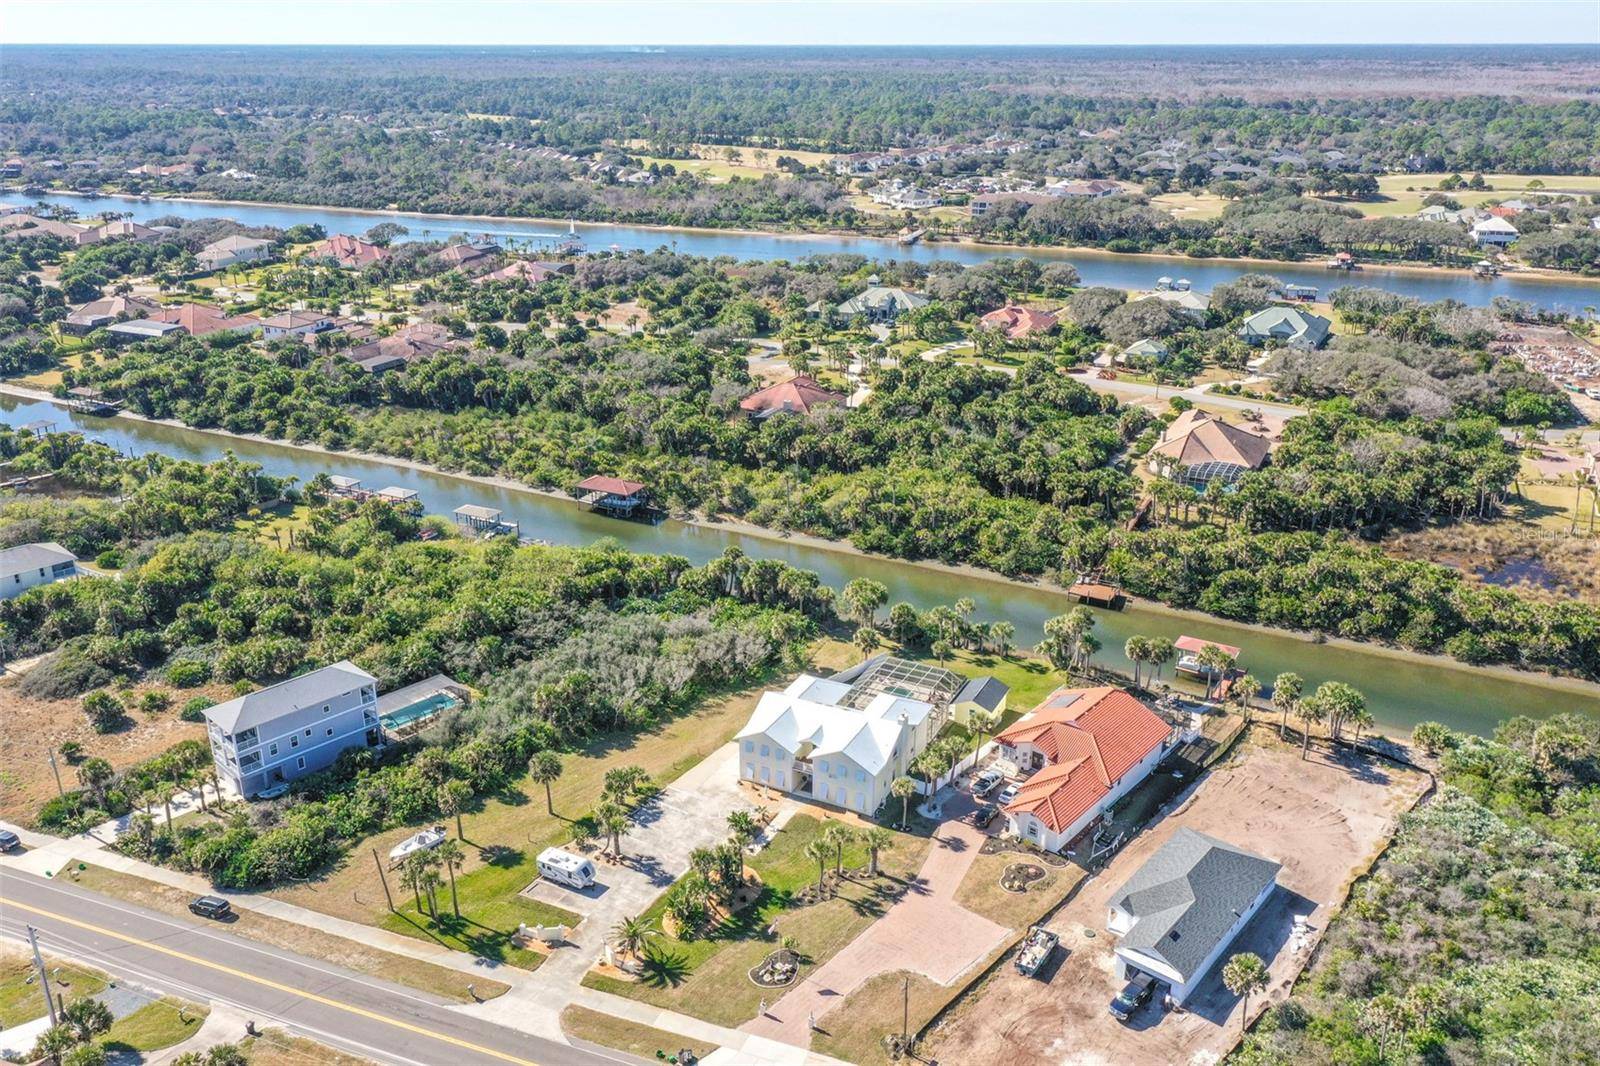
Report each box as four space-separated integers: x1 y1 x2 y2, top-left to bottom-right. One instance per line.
4 0 1598 47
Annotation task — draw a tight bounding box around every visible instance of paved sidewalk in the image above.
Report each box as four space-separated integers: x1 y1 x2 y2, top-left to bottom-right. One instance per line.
146 1004 252 1065
742 790 1008 1047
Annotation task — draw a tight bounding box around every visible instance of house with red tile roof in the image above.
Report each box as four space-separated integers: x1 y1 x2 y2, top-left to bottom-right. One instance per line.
151 303 261 337
994 687 1176 853
978 305 1058 339
471 260 574 286
738 375 846 420
310 234 389 269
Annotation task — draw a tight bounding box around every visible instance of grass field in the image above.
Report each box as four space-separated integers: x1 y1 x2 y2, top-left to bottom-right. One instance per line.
243 1028 375 1066
103 997 209 1053
68 863 511 1002
1150 189 1230 220
0 953 109 1027
583 812 931 1028
560 1005 718 1061
1311 172 1600 220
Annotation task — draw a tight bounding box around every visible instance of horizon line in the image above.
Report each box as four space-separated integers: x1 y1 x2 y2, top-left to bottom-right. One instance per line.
3 40 1592 48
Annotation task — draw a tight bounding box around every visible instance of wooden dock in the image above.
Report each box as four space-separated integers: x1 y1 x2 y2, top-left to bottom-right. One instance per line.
1067 579 1125 609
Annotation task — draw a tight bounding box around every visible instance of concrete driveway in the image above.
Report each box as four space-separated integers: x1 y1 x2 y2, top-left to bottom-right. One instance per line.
743 790 1008 1046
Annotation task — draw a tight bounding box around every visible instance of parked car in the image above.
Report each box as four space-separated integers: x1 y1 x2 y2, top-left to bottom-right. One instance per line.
1587 387 1600 400
1109 972 1157 1022
0 829 20 852
189 895 232 920
965 803 998 828
996 783 1021 806
970 769 1003 797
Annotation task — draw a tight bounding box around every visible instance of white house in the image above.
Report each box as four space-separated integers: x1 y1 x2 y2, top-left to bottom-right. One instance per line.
993 687 1176 853
196 235 274 272
1470 216 1520 247
1107 828 1280 1004
0 542 78 599
736 674 932 816
260 310 337 341
203 661 381 797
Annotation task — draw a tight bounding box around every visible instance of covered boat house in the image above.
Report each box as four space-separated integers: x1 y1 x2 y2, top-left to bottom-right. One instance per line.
576 475 649 518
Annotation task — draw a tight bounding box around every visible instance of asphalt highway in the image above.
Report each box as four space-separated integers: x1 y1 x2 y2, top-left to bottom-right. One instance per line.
0 868 627 1066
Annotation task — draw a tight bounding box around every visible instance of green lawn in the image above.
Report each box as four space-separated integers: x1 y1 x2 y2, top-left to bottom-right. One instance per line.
103 997 208 1053
379 881 580 971
561 1004 718 1061
0 955 108 1027
812 637 1059 729
583 813 931 1028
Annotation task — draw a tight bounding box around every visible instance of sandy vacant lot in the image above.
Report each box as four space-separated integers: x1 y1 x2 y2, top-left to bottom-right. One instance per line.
926 732 1428 1066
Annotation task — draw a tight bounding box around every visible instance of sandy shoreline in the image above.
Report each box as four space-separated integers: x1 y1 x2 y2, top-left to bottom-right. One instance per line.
16 186 1600 290
7 379 1600 704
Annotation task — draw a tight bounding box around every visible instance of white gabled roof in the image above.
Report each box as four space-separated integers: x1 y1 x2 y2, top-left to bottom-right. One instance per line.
737 674 931 776
204 660 375 733
0 541 75 574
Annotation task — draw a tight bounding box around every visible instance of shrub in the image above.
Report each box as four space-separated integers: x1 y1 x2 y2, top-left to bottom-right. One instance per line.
138 690 173 714
81 690 127 734
94 548 126 569
58 740 84 762
180 696 215 722
165 660 211 688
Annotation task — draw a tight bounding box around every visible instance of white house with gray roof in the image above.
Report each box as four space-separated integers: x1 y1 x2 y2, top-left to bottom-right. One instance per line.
0 542 77 599
1107 827 1281 1004
835 285 930 324
203 661 380 797
196 234 274 272
1238 306 1331 350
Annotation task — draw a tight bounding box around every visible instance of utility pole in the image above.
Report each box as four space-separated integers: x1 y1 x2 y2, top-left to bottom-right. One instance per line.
372 848 395 912
901 974 910 1049
26 926 58 1026
46 750 65 799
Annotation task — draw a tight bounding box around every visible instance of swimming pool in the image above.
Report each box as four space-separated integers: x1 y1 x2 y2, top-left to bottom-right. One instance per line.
380 691 461 731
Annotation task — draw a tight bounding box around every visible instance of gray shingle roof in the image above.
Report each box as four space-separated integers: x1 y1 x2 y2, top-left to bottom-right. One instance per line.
0 541 75 574
1111 828 1280 983
955 675 1008 712
204 661 375 733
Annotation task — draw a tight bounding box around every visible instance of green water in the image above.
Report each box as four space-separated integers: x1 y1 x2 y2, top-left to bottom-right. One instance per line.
7 392 1599 738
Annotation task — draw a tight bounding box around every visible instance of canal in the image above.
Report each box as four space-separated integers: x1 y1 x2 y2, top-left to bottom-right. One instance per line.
6 189 1600 313
7 392 1599 739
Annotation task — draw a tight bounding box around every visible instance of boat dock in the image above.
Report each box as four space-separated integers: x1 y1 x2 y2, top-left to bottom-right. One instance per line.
1067 577 1125 609
453 503 521 538
576 474 650 518
63 387 125 415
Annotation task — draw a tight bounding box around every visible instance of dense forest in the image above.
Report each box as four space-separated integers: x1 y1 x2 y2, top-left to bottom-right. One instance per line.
1237 714 1600 1065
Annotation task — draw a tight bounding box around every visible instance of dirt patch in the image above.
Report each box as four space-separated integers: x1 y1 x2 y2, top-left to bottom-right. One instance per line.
924 732 1428 1066
0 678 214 825
1387 523 1599 604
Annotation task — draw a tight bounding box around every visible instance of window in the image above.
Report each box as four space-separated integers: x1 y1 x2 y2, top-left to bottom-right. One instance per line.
326 727 334 736
304 728 312 737
818 760 829 774
857 770 866 783
759 744 769 758
745 763 755 779
289 735 299 748
322 704 330 715
744 740 754 752
269 742 278 756
760 766 770 783
296 756 306 770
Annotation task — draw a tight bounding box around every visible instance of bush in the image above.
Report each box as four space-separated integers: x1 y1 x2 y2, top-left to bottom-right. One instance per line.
58 740 84 762
94 548 126 569
165 660 211 688
180 696 215 722
138 690 173 714
81 690 126 734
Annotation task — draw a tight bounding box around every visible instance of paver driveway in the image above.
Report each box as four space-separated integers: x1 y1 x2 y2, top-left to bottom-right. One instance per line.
743 790 1009 1046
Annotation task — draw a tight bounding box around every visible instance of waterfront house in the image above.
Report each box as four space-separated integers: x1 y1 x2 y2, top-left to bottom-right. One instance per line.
471 259 574 286
738 375 846 420
949 675 1008 730
1138 289 1210 321
979 305 1058 339
203 661 382 797
1237 306 1331 349
994 686 1175 853
1146 409 1271 490
196 235 274 272
1470 216 1519 247
0 542 78 599
435 242 501 270
0 214 98 247
89 219 162 243
737 655 991 813
1108 828 1280 1004
309 234 389 269
969 191 1055 217
64 294 162 335
835 285 930 324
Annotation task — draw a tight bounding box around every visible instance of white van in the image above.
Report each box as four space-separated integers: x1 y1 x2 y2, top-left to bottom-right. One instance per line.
537 847 597 890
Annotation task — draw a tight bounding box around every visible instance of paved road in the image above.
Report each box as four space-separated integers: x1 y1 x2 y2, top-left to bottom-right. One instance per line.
0 869 624 1066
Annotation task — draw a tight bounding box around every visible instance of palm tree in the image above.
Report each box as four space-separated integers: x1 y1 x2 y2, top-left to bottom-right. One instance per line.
437 780 471 840
861 827 893 878
1296 694 1327 759
435 838 465 919
1271 672 1303 741
803 839 830 897
528 751 563 815
853 626 881 656
1221 952 1269 1032
1125 636 1151 689
931 638 953 666
1147 637 1176 683
1197 643 1236 702
726 810 759 847
600 804 630 859
988 620 1015 657
611 914 656 962
1232 674 1261 723
822 823 854 877
891 775 917 827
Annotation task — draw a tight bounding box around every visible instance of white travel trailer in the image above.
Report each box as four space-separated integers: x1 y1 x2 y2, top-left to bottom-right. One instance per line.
537 847 597 890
